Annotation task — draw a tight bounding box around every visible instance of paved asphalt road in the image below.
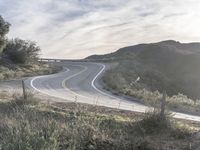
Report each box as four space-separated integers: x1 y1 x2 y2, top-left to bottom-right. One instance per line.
26 61 200 122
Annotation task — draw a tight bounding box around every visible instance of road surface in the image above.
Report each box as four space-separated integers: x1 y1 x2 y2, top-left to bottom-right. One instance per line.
26 61 200 122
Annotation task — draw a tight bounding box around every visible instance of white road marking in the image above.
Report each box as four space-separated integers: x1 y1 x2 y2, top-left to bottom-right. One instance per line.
30 67 70 98
65 63 120 100
91 63 121 100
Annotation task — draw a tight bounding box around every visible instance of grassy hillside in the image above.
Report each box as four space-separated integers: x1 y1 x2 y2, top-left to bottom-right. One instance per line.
0 57 60 81
87 40 200 114
0 93 200 150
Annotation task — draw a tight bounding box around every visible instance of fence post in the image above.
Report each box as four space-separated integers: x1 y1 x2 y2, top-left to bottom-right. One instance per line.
22 80 27 100
160 90 166 118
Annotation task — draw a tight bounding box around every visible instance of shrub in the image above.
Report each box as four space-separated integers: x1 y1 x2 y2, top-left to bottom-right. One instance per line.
135 111 171 135
3 38 40 64
0 15 10 53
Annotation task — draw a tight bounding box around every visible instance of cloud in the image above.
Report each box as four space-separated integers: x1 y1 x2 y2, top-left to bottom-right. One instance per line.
0 0 200 59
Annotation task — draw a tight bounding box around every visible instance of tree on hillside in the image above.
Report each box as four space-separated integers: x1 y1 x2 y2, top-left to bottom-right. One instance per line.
0 15 10 53
3 38 40 64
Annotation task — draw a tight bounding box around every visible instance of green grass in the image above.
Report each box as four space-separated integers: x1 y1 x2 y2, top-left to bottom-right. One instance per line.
0 94 199 150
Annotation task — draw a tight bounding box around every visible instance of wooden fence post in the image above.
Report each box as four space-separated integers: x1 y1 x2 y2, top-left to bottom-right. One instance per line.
22 80 27 100
160 90 166 118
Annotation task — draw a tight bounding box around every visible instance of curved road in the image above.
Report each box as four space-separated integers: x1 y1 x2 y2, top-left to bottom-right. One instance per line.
26 61 200 122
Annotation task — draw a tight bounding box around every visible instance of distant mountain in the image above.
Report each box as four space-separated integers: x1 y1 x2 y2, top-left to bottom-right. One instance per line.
88 40 200 100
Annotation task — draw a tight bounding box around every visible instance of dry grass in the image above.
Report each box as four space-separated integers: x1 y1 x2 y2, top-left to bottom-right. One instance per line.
0 62 61 81
103 73 200 116
0 93 199 150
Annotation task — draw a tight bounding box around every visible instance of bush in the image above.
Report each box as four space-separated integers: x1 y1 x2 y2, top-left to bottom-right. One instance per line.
0 15 10 53
3 38 40 64
135 111 171 135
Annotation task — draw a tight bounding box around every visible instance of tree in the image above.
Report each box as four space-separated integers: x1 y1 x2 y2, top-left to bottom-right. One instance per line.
3 38 40 64
0 15 10 53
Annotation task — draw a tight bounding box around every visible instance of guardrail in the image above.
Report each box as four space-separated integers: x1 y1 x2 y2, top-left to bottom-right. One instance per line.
39 57 120 63
39 58 86 62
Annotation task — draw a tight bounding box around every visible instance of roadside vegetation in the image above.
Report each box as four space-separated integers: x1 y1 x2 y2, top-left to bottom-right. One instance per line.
0 15 58 81
0 92 200 150
103 67 200 115
0 62 59 81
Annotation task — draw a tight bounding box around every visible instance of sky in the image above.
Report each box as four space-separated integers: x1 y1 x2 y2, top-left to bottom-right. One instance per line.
0 0 200 59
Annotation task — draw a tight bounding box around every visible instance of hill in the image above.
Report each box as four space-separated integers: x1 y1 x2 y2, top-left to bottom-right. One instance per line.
87 40 200 114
